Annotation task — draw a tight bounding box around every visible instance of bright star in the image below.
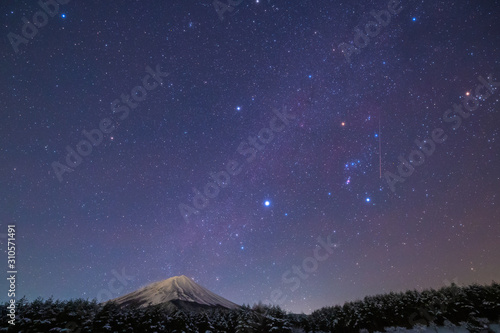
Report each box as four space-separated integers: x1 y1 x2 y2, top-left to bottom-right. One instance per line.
366 198 371 202
236 106 241 111
412 17 416 21
61 14 66 18
264 200 270 207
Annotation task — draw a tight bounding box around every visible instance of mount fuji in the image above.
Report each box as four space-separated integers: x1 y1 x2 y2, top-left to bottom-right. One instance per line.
108 275 240 313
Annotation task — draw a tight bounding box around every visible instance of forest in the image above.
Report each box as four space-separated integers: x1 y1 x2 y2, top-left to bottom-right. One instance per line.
1 282 499 332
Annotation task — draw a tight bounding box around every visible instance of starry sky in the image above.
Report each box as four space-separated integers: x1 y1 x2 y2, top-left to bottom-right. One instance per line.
1 0 500 314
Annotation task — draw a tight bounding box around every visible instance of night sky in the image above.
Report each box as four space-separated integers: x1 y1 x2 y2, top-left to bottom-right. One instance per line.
1 0 499 314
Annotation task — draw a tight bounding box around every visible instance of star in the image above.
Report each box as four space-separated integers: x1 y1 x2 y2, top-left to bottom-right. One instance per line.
264 200 270 207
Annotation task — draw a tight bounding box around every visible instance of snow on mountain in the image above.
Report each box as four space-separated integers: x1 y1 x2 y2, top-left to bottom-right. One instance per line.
109 275 240 310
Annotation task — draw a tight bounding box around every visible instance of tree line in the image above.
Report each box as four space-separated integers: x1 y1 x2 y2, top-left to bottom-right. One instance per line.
1 282 499 332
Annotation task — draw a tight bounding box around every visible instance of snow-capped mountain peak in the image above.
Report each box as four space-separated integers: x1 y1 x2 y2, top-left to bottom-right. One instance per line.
109 275 240 311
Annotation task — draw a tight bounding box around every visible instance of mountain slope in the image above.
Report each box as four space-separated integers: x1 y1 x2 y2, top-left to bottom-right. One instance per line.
108 275 240 311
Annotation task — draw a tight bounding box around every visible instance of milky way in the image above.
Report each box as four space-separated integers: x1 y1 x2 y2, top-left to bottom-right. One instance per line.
1 0 499 314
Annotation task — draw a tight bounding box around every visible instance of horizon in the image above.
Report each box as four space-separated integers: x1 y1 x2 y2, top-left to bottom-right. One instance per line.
4 275 498 315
